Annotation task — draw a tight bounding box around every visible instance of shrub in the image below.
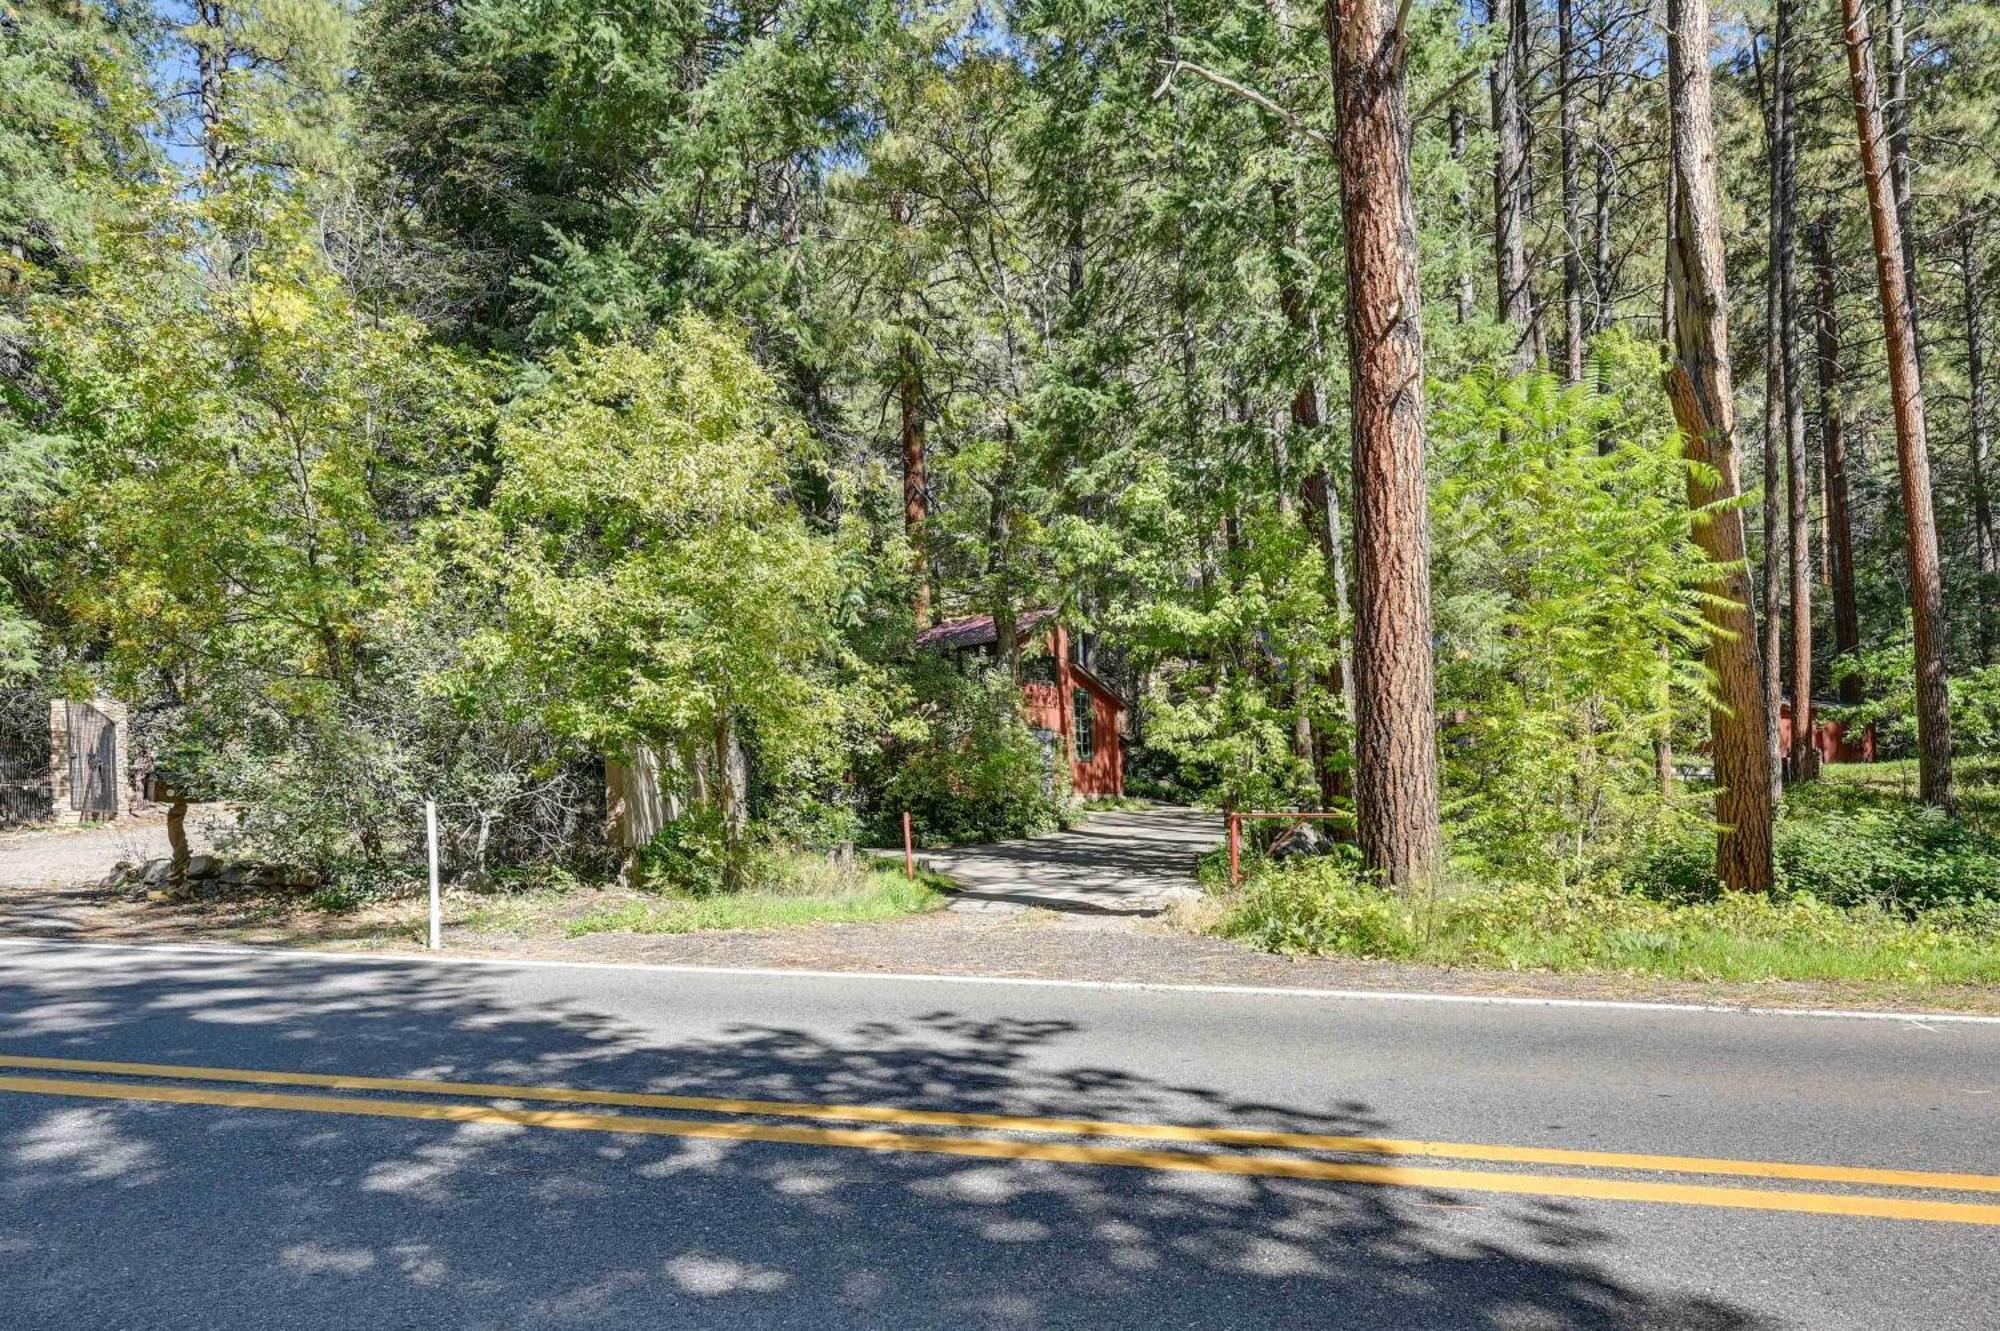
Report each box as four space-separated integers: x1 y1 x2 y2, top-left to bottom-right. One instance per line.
1626 804 2000 910
1218 854 1417 958
857 659 1069 847
1216 857 2000 986
638 808 734 895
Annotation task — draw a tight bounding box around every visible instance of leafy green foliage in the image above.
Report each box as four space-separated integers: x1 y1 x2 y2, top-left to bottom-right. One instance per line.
1430 345 1712 882
445 320 846 821
857 657 1070 847
1630 763 2000 909
1219 856 2000 988
1834 644 2000 760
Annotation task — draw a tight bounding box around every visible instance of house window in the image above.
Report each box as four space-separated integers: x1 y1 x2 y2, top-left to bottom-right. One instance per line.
1022 654 1057 684
1072 689 1094 761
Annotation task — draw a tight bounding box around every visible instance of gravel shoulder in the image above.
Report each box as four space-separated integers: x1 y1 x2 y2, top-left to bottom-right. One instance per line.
3 806 1996 1016
3 877 1996 1016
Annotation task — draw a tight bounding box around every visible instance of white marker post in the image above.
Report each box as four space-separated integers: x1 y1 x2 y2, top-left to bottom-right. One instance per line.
425 798 442 951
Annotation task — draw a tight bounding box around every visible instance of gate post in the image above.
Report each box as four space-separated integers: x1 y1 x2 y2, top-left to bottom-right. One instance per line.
1228 812 1241 887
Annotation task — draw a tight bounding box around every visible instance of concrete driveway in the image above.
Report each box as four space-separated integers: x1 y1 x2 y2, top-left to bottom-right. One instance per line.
919 806 1222 916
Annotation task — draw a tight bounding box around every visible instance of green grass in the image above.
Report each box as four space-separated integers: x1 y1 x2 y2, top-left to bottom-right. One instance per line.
561 857 946 938
1790 756 2000 834
1213 865 2000 989
1210 759 2000 996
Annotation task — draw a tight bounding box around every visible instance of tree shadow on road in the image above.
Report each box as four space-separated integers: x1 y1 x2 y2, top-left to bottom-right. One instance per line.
0 948 1778 1329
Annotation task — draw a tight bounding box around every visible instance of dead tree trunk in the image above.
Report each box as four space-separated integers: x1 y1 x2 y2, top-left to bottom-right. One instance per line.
1591 18 1616 339
1275 180 1355 822
1963 217 1996 663
1558 0 1585 382
900 351 930 628
1756 34 1784 802
1841 0 1957 811
1325 0 1441 888
892 194 930 628
1664 0 1774 890
1451 104 1476 324
193 2 229 180
1492 0 1534 368
1813 217 1863 704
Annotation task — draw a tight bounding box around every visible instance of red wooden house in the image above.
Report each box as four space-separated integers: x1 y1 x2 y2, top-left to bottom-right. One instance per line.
1777 699 1875 765
915 609 1127 798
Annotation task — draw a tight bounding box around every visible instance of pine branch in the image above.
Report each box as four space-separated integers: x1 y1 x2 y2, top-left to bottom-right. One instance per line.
1151 60 1337 155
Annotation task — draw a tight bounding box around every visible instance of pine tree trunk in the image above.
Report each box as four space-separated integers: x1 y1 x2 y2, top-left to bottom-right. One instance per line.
1325 0 1441 888
1812 218 1863 704
1841 0 1957 811
892 193 930 628
1275 180 1354 822
1963 217 1996 664
1491 0 1533 368
1558 0 1585 383
1451 105 1475 324
1776 0 1815 780
900 351 930 628
1758 37 1785 802
194 2 229 179
1591 23 1615 338
1664 0 1775 891
1885 0 1919 348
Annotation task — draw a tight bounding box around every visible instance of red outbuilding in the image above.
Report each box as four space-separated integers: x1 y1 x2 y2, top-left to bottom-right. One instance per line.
915 609 1127 798
1777 698 1876 765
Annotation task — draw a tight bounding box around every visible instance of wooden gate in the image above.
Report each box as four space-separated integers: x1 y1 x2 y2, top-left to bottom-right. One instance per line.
66 700 117 816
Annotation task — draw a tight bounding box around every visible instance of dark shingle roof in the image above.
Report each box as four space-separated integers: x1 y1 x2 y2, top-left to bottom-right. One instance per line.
914 608 1055 651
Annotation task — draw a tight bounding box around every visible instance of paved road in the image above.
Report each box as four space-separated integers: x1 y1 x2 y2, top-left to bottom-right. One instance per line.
0 939 1993 1329
923 806 1219 914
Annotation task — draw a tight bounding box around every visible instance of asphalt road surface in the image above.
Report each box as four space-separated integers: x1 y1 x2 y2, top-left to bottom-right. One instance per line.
0 939 1993 1329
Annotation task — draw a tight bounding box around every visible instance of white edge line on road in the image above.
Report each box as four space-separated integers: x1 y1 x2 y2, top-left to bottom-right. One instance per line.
1 935 1997 1026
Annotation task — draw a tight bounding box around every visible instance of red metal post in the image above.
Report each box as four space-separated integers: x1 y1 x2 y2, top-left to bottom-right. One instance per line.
1228 813 1241 886
903 811 915 880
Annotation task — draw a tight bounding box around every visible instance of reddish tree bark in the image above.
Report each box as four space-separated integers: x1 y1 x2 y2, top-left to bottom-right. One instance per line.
1664 0 1774 890
1324 0 1440 887
1775 0 1814 780
1885 0 1919 348
1841 0 1957 811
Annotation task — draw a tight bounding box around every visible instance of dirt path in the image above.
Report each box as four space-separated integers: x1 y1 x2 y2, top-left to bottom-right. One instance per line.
0 808 228 891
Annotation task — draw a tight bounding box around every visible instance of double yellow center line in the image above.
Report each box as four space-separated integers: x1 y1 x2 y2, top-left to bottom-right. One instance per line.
1 1052 1995 1226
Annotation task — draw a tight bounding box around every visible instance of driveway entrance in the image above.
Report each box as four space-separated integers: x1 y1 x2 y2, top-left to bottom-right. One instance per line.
920 806 1222 916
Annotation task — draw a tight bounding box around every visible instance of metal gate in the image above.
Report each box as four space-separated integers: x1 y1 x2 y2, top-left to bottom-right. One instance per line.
0 686 52 826
66 701 117 815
